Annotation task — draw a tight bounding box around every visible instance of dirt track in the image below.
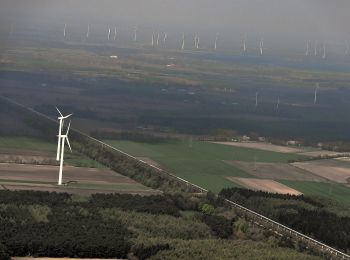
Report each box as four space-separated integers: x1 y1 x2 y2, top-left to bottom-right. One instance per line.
227 177 302 195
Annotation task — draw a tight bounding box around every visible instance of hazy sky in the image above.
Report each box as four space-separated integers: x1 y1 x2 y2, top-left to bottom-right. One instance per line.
1 0 350 41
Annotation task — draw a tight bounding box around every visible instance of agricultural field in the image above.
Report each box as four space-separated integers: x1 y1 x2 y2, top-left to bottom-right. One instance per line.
226 177 302 195
226 161 326 182
279 180 350 204
211 141 305 153
104 140 307 192
0 163 158 195
0 136 104 168
292 159 350 183
105 139 350 203
0 136 160 195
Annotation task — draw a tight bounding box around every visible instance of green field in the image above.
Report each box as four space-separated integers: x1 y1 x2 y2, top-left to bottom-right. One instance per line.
0 136 105 168
105 140 306 192
280 180 350 204
0 136 56 151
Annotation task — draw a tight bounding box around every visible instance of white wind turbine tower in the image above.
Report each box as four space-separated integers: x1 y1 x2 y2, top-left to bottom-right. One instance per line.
196 35 200 49
255 92 259 107
276 96 280 112
63 23 67 38
133 25 138 42
163 32 167 44
56 107 72 161
57 121 72 186
322 43 326 59
114 27 118 41
107 27 111 40
86 24 90 39
181 33 185 50
314 40 318 56
194 34 198 48
305 40 310 56
259 38 264 55
314 83 319 105
156 32 160 46
242 34 247 53
214 33 219 51
151 32 155 46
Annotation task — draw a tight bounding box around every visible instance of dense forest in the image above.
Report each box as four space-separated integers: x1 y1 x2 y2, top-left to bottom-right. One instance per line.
0 190 321 259
219 188 350 253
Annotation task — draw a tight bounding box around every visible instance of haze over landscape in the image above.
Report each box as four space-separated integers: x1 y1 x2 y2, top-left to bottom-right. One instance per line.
0 1 350 259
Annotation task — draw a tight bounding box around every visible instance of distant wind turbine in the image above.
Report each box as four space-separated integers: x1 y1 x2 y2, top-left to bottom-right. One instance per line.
181 33 185 50
107 27 111 40
242 35 247 53
114 27 118 41
86 24 90 38
163 32 167 44
322 43 326 59
255 92 259 107
314 40 318 56
151 32 155 46
259 38 264 55
276 96 280 112
63 23 67 38
133 25 137 42
314 83 319 105
305 40 310 56
214 33 219 50
156 32 160 46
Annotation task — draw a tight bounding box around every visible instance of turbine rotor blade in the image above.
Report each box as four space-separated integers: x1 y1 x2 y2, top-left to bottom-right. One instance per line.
63 113 73 119
66 121 71 135
56 107 63 117
66 137 72 152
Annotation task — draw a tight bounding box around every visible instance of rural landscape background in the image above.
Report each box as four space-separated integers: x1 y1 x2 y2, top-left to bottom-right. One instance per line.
0 0 350 259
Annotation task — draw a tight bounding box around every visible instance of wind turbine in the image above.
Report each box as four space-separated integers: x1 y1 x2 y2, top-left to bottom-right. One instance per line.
314 40 318 56
151 32 155 46
214 33 219 51
255 92 259 107
86 24 90 39
156 32 160 46
322 43 326 59
259 38 264 55
63 23 67 38
114 27 118 41
57 121 72 186
56 107 72 161
163 32 167 44
107 27 111 40
314 83 319 105
242 34 247 53
194 34 198 48
133 25 137 42
276 96 280 112
181 33 185 50
305 40 310 56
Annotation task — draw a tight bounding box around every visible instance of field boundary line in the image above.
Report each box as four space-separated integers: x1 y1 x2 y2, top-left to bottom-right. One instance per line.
1 95 349 259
